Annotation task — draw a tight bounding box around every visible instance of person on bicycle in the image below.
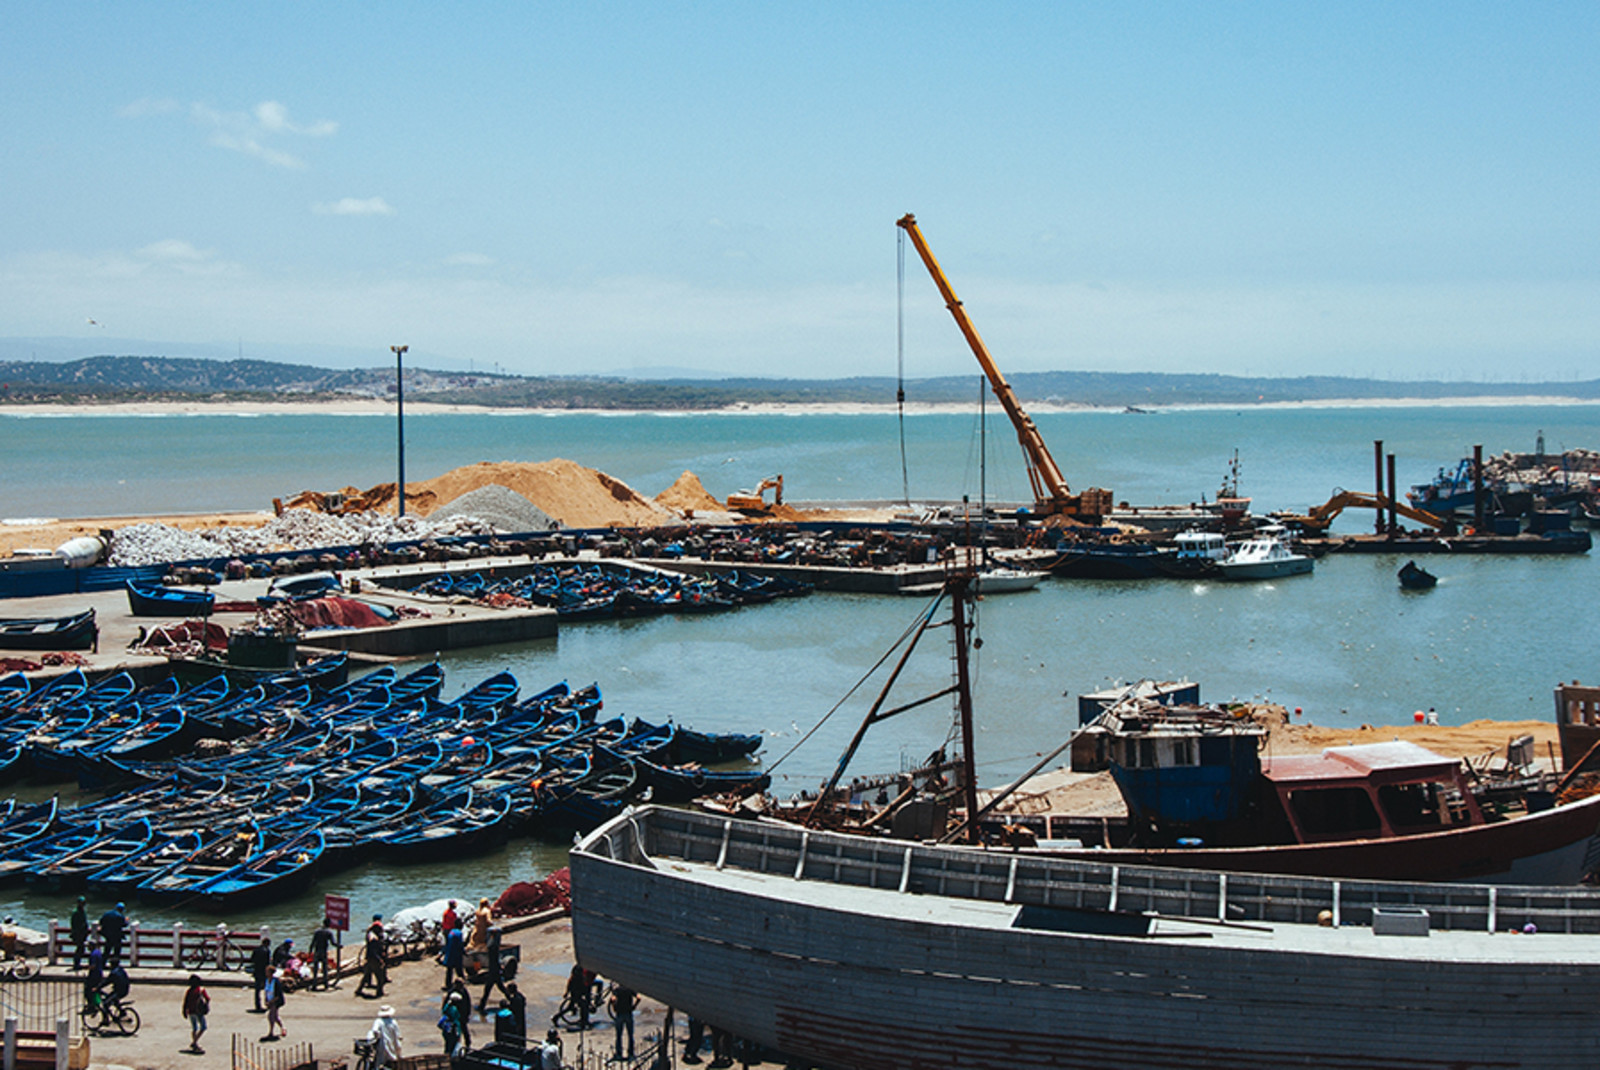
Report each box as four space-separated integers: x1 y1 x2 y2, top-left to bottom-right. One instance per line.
82 947 104 1010
101 962 131 1020
563 963 591 1030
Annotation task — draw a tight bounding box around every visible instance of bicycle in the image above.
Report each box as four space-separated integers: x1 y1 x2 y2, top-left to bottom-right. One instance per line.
183 931 249 972
79 997 141 1037
353 1036 378 1070
0 955 34 981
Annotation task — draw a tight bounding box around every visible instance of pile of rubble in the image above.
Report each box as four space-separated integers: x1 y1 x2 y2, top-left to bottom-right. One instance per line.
107 510 503 566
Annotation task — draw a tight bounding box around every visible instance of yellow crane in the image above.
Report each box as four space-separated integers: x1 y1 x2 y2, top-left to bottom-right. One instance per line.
896 214 1112 522
1272 489 1450 535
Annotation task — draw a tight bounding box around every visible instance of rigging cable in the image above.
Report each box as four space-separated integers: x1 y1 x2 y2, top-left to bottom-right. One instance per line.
766 586 946 775
897 225 910 506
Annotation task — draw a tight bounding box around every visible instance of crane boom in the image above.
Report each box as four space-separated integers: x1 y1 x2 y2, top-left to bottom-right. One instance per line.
896 213 1110 520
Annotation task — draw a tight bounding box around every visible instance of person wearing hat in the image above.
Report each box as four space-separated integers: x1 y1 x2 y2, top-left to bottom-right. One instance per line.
368 1004 403 1067
271 936 295 970
537 1028 563 1070
69 897 89 971
98 902 127 967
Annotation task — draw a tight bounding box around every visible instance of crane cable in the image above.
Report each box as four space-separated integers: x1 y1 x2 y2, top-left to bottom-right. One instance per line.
896 225 910 506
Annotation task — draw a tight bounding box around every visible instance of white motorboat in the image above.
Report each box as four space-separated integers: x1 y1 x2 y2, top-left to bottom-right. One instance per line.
1215 524 1313 580
971 565 1045 594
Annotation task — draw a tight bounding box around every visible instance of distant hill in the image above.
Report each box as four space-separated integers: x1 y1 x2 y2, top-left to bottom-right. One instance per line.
0 355 1596 409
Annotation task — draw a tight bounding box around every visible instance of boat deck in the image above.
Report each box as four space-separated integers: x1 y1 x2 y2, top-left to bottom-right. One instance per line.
662 853 1600 964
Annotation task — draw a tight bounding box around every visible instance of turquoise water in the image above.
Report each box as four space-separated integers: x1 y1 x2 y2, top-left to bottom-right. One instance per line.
5 404 1599 517
0 404 1596 939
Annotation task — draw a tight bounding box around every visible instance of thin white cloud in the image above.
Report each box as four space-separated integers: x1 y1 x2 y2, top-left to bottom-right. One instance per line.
254 101 337 137
313 198 395 217
444 253 495 266
127 100 340 170
138 240 209 263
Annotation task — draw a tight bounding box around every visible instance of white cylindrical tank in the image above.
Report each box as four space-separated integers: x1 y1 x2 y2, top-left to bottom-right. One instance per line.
54 535 106 569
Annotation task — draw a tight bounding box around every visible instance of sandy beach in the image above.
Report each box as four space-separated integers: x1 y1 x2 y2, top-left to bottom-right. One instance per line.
2 393 1596 420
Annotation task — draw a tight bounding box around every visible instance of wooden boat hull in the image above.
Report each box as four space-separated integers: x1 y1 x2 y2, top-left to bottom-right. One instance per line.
0 610 98 651
126 581 215 618
572 805 1600 1070
1040 791 1600 885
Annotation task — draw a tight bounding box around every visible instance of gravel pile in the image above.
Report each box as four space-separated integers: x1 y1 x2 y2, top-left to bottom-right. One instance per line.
107 510 505 566
431 484 557 533
108 524 228 567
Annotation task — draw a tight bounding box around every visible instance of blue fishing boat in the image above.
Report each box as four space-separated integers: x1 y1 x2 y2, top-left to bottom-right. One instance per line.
26 817 155 891
626 753 772 804
189 829 325 912
0 609 98 651
83 827 208 894
7 669 86 717
0 674 31 712
126 580 215 618
627 718 762 764
136 823 265 902
371 788 515 862
0 817 102 883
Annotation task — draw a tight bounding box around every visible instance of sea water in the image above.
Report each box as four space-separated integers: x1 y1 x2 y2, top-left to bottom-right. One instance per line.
0 404 1596 936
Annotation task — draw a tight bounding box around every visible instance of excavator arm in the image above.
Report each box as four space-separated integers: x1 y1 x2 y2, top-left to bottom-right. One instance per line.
896 214 1111 521
1274 489 1450 535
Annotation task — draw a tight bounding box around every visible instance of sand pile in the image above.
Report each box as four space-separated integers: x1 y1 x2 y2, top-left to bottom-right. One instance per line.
655 471 724 513
410 460 674 529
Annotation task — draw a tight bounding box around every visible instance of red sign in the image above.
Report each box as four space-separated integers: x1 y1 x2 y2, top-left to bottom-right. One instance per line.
324 894 351 932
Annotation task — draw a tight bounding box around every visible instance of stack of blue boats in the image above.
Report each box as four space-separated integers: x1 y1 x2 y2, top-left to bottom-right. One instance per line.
408 564 812 620
0 659 767 912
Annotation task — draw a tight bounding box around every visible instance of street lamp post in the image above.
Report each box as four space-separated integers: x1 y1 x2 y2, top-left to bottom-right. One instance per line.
391 345 409 517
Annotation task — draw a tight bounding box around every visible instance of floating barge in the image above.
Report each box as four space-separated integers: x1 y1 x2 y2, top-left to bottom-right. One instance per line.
572 804 1600 1070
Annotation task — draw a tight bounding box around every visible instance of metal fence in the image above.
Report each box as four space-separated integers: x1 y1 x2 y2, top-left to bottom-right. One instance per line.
0 980 77 1035
230 1034 314 1070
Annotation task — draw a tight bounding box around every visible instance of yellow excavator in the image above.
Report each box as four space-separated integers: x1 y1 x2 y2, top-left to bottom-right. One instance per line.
727 475 783 513
896 214 1113 523
1272 489 1451 535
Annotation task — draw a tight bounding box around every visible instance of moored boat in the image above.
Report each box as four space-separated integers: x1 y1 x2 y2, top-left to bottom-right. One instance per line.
126 580 215 617
1214 524 1313 580
0 609 98 651
572 804 1600 1070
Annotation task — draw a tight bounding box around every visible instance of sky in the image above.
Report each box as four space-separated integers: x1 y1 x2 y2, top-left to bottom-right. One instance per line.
2 2 1597 381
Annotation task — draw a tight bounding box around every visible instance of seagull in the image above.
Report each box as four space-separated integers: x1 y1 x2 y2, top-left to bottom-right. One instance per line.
86 319 102 326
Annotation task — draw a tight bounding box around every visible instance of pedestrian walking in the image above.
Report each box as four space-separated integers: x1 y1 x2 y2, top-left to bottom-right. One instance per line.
609 983 638 1062
444 980 473 1052
69 896 89 971
437 993 463 1055
309 917 334 989
262 968 287 1040
182 974 210 1054
368 1005 403 1068
442 922 465 989
476 925 508 1016
682 1016 706 1063
357 915 388 998
249 936 271 1012
97 903 127 966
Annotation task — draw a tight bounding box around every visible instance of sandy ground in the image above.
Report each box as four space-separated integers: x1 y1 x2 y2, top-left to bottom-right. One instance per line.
42 912 792 1070
4 395 1597 420
0 514 273 559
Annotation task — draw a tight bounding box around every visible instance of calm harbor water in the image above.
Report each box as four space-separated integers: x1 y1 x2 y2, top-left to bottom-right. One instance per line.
0 403 1596 939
